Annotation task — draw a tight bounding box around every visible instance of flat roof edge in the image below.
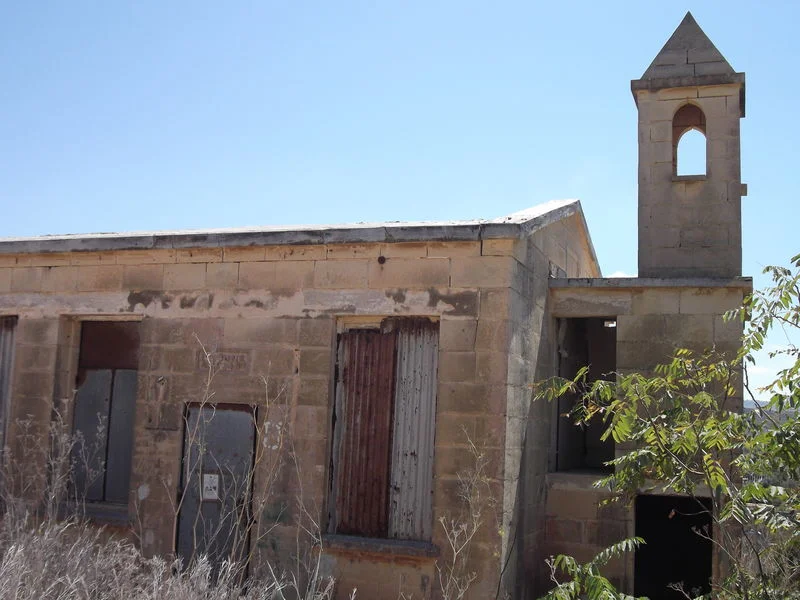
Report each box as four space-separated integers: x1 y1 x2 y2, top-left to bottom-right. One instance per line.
550 276 753 290
0 200 582 255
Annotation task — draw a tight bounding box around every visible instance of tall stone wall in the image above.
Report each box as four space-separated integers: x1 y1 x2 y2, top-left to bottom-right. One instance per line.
637 83 743 278
0 236 553 599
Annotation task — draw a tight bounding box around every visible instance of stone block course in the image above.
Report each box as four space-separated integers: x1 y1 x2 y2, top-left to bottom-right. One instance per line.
14 344 57 372
115 249 177 265
476 351 509 384
223 247 266 262
367 257 450 288
631 289 680 314
438 351 477 383
297 376 329 406
123 264 165 290
326 244 379 260
24 253 71 267
680 288 743 314
714 314 743 343
206 263 239 288
451 256 513 288
264 245 325 261
69 252 117 266
223 317 298 346
0 268 9 292
437 382 506 414
77 265 123 291
273 261 314 290
545 518 584 544
427 241 480 257
177 248 223 263
439 318 477 352
378 242 427 258
299 318 334 347
164 263 206 290
11 267 44 292
546 488 599 520
42 266 79 292
238 262 273 289
298 348 331 377
313 260 368 289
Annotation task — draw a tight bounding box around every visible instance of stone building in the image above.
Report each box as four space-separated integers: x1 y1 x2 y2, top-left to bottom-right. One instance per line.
0 13 750 600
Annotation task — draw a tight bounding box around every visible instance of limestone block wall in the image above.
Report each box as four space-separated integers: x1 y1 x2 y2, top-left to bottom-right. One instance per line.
540 279 749 595
0 233 570 600
502 213 600 599
637 83 743 277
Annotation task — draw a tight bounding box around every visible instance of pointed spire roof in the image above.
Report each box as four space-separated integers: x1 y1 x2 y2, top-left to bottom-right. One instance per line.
632 12 745 102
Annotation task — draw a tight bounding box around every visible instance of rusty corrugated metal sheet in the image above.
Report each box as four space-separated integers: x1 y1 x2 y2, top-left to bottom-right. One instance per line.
332 329 397 537
0 317 16 448
388 318 438 541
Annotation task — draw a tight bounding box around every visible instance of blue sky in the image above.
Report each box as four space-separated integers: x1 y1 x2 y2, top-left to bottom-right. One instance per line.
0 2 797 393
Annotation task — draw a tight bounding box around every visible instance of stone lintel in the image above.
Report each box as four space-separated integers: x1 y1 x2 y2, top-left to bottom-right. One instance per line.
550 276 752 290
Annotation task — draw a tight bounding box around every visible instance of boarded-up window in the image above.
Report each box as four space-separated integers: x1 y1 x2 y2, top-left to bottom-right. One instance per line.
72 321 139 504
0 317 17 449
328 318 438 541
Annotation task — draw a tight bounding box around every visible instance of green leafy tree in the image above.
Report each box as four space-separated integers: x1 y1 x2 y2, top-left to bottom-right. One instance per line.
536 254 800 600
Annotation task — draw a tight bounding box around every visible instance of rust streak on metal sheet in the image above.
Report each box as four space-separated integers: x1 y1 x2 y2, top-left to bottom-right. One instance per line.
388 318 438 541
334 328 396 537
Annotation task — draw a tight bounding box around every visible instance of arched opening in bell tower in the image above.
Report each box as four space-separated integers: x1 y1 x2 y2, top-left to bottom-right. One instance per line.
673 104 707 177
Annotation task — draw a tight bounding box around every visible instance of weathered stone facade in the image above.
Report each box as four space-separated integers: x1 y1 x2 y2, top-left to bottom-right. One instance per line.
0 12 752 600
0 204 597 599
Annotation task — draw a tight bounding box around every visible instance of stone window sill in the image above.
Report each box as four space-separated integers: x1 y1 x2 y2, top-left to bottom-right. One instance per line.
672 174 707 182
61 501 131 526
322 534 439 561
546 471 608 491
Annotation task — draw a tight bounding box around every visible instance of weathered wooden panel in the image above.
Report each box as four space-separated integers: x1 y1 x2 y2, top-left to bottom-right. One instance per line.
332 329 397 537
177 405 256 568
104 369 137 504
72 369 112 502
388 319 438 541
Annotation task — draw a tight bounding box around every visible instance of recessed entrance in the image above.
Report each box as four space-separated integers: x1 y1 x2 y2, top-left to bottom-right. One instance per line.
634 495 712 599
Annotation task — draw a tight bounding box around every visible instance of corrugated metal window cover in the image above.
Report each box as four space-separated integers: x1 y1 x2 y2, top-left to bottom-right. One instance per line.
330 318 438 541
332 329 397 537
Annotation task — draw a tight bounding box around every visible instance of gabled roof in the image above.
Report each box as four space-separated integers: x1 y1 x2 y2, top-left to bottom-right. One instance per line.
631 12 745 109
0 199 595 265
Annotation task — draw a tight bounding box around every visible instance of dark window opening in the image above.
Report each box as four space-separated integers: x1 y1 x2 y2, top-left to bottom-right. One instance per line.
0 317 17 449
72 321 140 505
554 317 616 472
673 104 707 177
328 317 438 541
635 495 713 599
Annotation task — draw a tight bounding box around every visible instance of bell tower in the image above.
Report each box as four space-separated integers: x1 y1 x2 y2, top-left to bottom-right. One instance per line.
632 12 745 278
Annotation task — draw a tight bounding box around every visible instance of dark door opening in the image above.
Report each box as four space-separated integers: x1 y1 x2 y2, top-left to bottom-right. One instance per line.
634 495 712 599
177 404 256 571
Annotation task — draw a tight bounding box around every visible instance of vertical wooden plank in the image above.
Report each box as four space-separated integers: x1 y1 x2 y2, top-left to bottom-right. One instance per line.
72 369 112 502
104 369 137 504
